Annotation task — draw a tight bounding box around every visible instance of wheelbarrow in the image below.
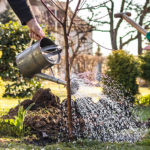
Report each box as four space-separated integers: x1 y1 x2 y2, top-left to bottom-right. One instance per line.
114 12 150 50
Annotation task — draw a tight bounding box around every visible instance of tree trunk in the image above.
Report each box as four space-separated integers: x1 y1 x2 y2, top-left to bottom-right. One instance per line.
111 29 118 50
137 32 142 55
63 26 73 139
109 4 118 50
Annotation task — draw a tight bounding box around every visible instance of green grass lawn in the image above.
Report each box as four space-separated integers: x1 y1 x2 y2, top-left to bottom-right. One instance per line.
1 81 150 114
1 138 150 150
135 106 150 121
0 83 150 149
42 80 67 102
0 81 67 114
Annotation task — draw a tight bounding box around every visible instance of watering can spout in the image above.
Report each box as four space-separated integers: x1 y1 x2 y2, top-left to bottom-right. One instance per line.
35 73 79 95
35 73 67 86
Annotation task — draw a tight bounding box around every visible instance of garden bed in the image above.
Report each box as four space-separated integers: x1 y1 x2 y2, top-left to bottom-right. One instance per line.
3 88 85 143
2 88 150 145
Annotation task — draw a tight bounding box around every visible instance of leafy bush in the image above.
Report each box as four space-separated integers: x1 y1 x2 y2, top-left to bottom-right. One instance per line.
0 21 41 97
103 50 139 102
135 94 150 106
139 52 150 82
0 77 5 98
0 6 17 24
0 49 5 98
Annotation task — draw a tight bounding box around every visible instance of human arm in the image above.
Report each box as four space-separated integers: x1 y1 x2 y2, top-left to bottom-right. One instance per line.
7 0 45 40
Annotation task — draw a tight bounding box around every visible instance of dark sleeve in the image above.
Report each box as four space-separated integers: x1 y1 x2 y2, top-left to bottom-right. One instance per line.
7 0 34 25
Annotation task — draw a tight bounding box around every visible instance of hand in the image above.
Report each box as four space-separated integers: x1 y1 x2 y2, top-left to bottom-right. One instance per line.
27 18 45 40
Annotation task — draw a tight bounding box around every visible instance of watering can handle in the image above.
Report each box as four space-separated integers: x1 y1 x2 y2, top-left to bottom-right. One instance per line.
114 12 150 41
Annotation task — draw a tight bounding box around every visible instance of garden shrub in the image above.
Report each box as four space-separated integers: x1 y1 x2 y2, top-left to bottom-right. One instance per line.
103 50 139 102
135 94 150 106
0 21 41 97
139 51 150 82
0 102 33 137
0 51 4 98
0 77 5 98
0 6 17 24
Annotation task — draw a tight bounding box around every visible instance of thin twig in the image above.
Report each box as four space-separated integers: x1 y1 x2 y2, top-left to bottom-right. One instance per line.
94 13 109 20
63 0 69 24
41 0 63 25
79 0 110 10
90 38 114 51
51 0 65 11
56 0 66 10
67 0 82 35
78 0 86 10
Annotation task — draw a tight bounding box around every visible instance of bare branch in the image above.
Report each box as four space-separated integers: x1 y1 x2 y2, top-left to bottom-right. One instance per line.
115 0 125 31
55 0 65 9
51 0 65 11
139 0 149 25
94 14 109 20
120 0 125 12
67 0 82 35
41 0 63 25
79 1 110 10
93 20 110 24
69 0 74 2
78 0 86 10
121 34 138 48
121 30 136 39
90 37 114 51
95 29 110 32
63 0 69 24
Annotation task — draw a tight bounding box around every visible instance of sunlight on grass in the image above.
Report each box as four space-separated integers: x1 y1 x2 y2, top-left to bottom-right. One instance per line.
0 80 150 115
139 87 150 96
0 81 67 114
42 80 67 102
0 98 25 114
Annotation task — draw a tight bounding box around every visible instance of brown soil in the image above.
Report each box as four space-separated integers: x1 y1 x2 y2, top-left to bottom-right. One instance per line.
3 88 85 142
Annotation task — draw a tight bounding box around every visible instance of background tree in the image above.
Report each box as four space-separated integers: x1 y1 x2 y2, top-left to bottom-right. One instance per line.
69 22 94 70
38 1 94 71
86 0 150 54
134 1 150 55
41 0 86 139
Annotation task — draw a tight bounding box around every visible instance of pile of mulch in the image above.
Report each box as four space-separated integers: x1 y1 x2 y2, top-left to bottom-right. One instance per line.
3 88 85 142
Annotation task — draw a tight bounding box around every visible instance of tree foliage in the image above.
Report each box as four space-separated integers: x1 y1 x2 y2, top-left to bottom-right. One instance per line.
0 77 5 98
139 51 150 82
0 6 17 24
103 50 139 102
0 21 41 97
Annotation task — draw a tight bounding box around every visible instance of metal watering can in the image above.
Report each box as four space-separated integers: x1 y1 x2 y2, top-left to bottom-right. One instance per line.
16 38 79 94
16 38 67 85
